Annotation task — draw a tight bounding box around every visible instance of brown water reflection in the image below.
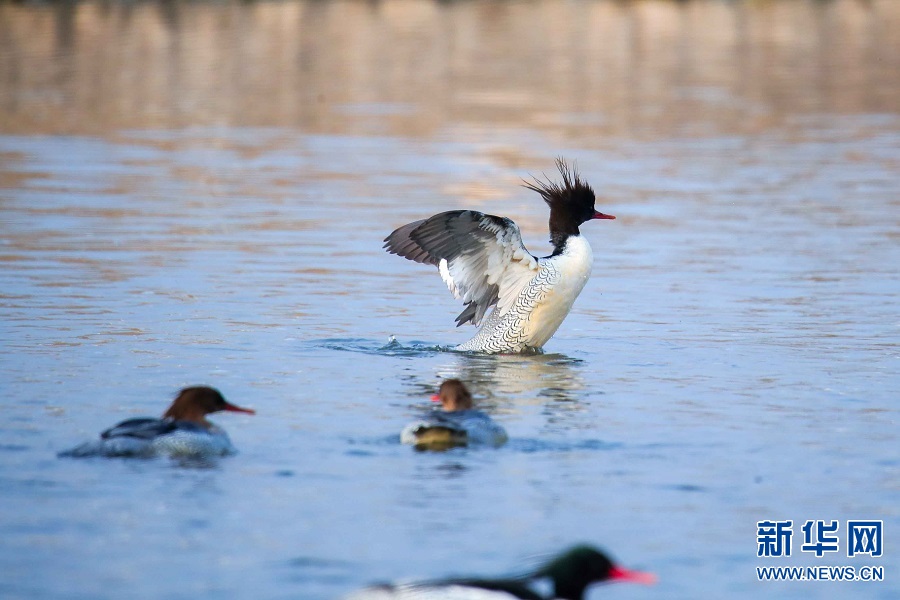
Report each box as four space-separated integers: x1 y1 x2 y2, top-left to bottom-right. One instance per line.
0 0 897 138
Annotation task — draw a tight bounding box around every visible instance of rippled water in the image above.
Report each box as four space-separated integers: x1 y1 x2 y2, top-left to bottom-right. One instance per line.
1 1 899 599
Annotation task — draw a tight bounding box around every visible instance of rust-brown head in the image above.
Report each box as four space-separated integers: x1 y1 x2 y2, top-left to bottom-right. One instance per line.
162 386 255 427
430 379 474 412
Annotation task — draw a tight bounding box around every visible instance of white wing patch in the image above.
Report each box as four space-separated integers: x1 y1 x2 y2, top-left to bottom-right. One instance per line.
438 258 457 297
438 216 538 324
385 211 539 327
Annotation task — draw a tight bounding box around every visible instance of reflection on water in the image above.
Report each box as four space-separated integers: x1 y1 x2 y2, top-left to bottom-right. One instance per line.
315 338 587 409
436 352 586 405
0 0 897 138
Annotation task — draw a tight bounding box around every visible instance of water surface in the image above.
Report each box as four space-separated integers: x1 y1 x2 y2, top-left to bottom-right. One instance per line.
1 1 898 599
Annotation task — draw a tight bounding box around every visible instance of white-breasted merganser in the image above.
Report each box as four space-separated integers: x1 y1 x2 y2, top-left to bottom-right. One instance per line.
400 379 508 450
345 545 656 600
384 159 615 354
58 386 255 458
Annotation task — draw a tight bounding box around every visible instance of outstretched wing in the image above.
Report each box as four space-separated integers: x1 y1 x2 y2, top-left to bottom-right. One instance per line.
384 210 539 326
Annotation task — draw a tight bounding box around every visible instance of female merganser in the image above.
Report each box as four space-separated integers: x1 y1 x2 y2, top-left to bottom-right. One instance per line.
58 386 255 458
400 379 508 450
384 159 615 354
346 545 655 600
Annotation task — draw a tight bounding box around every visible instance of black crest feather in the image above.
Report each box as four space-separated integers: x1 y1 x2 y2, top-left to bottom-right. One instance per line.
523 158 594 209
523 158 597 250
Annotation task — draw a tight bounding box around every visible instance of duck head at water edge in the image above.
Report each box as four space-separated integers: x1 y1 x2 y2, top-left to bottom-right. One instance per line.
534 545 656 599
430 378 474 412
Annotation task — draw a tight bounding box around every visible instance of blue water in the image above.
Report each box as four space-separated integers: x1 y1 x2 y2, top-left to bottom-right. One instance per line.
1 1 899 599
2 118 897 599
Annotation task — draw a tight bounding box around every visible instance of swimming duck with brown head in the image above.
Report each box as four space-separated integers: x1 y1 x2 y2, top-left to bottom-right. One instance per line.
59 386 255 459
401 379 507 451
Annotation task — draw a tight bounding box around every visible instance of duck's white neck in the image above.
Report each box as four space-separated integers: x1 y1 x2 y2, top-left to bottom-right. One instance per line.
554 234 593 269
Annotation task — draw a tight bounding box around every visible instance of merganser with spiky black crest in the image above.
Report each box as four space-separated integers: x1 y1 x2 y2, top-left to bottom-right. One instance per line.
345 545 655 600
384 159 615 354
58 386 255 459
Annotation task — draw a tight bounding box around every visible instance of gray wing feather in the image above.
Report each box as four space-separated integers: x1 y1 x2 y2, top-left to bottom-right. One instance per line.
384 210 538 326
383 219 436 265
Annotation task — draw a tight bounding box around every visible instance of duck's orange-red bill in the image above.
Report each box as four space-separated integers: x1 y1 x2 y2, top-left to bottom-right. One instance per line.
609 565 657 585
223 402 256 415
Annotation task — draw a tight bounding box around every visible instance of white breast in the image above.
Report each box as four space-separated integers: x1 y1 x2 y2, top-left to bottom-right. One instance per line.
150 427 236 457
345 584 520 600
456 235 593 353
522 235 593 347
